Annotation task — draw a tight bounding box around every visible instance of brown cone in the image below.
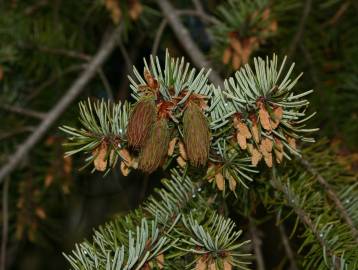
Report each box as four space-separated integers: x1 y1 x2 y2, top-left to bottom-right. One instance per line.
183 102 210 167
126 97 156 148
138 118 170 173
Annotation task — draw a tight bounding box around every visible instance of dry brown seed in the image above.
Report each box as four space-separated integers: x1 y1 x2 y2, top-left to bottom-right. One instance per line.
264 152 273 167
287 137 297 150
222 47 232 65
206 164 216 181
208 260 216 270
229 36 243 55
232 52 241 70
260 138 273 154
251 121 260 143
251 148 263 166
215 172 225 191
119 148 132 165
195 257 207 270
168 137 178 156
35 207 46 220
178 141 187 160
238 122 252 139
144 69 158 90
177 156 187 168
274 138 284 164
104 0 121 24
271 106 283 129
262 8 271 20
93 142 108 171
156 253 164 269
259 106 272 131
270 20 278 32
247 143 254 154
274 149 283 164
223 258 233 270
227 173 237 191
120 161 130 176
237 132 247 150
128 0 142 20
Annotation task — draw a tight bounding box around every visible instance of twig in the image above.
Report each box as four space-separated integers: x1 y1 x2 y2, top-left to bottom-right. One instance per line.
152 19 168 57
192 0 205 17
0 104 46 120
287 0 312 60
35 46 91 61
300 158 358 243
0 127 36 141
0 25 123 185
248 217 265 270
156 0 223 87
0 177 10 270
117 34 145 101
151 10 218 57
324 1 350 26
177 9 219 25
27 64 86 102
98 68 114 100
117 36 132 74
271 171 342 270
276 212 298 270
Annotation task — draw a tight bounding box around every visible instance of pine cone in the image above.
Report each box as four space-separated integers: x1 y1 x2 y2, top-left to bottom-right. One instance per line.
138 118 170 173
126 97 156 148
183 102 210 167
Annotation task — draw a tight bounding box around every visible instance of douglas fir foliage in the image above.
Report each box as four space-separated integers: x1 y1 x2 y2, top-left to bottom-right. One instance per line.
2 0 358 269
61 48 358 269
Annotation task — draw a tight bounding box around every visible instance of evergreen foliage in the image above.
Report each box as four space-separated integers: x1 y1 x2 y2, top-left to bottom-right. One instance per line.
0 1 357 269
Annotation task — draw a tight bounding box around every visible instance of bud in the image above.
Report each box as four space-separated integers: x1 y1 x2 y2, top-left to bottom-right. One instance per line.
222 47 232 65
251 147 263 166
271 106 283 129
127 97 156 148
93 141 108 171
249 114 260 143
183 102 210 167
257 100 272 131
195 257 207 270
138 118 170 173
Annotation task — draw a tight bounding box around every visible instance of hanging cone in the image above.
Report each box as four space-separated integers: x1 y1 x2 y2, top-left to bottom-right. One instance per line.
126 97 156 148
183 102 210 167
138 118 170 173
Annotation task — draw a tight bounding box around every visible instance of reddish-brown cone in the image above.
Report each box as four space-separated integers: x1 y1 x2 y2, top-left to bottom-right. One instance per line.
126 97 156 148
138 118 170 173
183 102 210 167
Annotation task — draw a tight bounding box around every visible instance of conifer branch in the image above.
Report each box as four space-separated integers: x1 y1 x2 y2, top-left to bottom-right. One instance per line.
65 169 251 269
271 173 343 270
276 212 298 270
0 25 123 185
0 104 46 120
248 218 265 270
300 157 358 244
